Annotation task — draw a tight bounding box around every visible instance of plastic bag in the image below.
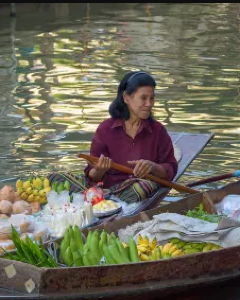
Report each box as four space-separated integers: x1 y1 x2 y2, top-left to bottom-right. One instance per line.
9 214 35 233
72 193 85 208
47 190 70 209
215 194 240 221
84 183 105 205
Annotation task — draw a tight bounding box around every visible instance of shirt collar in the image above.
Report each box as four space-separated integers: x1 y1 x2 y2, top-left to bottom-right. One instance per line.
111 118 152 133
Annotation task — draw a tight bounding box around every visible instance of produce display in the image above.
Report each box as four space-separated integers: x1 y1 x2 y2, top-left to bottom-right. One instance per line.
137 235 222 261
0 178 231 271
58 224 223 267
60 227 139 266
16 176 51 204
4 226 57 267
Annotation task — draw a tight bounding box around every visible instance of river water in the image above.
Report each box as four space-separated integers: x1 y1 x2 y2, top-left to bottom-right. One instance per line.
0 3 240 298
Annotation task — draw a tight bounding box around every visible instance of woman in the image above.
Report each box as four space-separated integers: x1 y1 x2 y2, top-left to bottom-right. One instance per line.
48 71 178 203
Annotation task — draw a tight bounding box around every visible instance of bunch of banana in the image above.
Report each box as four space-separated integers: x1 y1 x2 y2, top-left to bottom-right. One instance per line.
137 234 161 261
51 180 71 194
16 176 51 205
160 242 184 258
170 238 222 254
60 227 139 267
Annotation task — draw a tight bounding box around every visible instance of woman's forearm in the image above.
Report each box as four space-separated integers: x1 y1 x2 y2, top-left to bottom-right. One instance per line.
151 163 167 179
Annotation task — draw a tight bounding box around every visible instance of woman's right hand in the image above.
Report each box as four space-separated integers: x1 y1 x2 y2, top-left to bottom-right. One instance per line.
87 154 112 175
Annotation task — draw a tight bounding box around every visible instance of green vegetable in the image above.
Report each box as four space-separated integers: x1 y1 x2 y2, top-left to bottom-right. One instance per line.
185 203 223 223
5 225 58 268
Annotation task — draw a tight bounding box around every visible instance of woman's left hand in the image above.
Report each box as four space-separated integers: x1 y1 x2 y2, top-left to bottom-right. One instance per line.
127 159 155 178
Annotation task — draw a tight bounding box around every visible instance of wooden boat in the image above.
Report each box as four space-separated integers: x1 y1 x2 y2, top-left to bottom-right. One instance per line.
1 179 240 299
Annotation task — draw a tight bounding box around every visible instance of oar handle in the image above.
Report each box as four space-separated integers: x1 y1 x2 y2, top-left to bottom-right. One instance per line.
187 170 240 188
78 153 198 195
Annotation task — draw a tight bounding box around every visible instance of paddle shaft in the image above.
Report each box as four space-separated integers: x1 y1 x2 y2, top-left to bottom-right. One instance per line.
78 153 198 194
187 170 240 187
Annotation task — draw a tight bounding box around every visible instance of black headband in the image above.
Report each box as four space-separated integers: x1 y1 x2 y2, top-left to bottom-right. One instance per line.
127 71 150 84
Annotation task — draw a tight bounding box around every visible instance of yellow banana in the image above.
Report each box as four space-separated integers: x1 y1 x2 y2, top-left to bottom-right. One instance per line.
161 243 173 258
44 187 51 194
150 237 157 250
140 253 150 261
138 234 144 245
43 178 50 189
20 192 29 200
16 179 23 189
38 196 47 204
33 178 42 190
25 187 33 195
142 236 149 245
169 245 179 255
138 243 150 248
32 189 39 196
163 243 173 254
27 194 35 202
23 181 31 190
171 249 184 257
39 189 47 197
16 188 24 195
35 195 42 202
137 245 149 253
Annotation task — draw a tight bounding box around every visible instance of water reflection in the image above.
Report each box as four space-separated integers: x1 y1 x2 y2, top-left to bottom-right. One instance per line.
0 3 239 194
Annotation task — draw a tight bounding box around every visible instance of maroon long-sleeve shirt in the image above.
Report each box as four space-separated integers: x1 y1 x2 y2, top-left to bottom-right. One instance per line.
84 118 178 188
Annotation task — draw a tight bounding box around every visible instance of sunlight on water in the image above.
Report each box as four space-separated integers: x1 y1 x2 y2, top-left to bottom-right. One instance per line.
0 3 240 196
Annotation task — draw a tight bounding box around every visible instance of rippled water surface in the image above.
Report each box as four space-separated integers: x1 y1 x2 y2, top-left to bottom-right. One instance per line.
0 3 240 191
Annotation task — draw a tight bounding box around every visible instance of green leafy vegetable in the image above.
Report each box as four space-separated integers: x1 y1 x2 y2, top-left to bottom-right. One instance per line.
185 203 223 223
4 225 58 268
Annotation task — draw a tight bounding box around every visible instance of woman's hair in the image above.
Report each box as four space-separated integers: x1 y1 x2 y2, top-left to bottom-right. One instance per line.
109 71 156 120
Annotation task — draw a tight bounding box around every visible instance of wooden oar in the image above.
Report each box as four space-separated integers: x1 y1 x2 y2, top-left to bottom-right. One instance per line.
187 170 240 187
78 153 198 195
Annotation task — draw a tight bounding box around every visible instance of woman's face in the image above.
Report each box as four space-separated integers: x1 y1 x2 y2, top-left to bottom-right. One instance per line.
124 86 155 120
